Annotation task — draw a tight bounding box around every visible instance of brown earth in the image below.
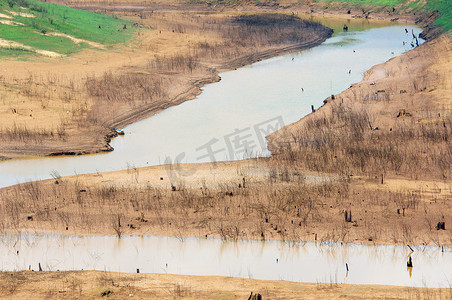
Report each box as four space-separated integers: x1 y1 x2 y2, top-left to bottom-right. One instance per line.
1 158 450 246
0 0 451 295
0 270 450 299
0 6 332 160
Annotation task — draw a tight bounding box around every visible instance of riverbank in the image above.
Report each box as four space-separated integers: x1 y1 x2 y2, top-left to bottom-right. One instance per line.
0 22 450 246
0 270 449 299
268 32 452 183
0 5 332 160
0 1 451 295
0 0 441 160
1 157 450 247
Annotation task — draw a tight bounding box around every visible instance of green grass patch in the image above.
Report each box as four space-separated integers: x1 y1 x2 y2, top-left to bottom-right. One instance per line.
0 47 33 59
0 25 87 55
425 1 452 31
0 0 134 56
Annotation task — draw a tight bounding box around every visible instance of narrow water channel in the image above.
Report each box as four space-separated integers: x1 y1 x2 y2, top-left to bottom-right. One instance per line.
0 22 424 188
1 233 450 288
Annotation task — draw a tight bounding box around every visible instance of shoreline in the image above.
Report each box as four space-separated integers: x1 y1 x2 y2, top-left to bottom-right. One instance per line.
0 4 450 295
3 227 451 250
57 5 436 158
0 0 450 247
0 11 332 160
102 34 330 133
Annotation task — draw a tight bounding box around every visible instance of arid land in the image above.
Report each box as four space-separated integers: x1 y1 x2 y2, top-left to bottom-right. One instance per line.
0 2 450 246
0 0 451 298
0 0 442 159
0 1 335 159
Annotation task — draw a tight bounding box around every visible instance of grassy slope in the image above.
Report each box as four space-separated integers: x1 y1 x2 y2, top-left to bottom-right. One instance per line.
318 0 452 31
0 0 133 56
425 0 452 30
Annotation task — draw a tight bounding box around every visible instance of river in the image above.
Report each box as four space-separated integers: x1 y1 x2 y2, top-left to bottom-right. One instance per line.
0 18 443 288
1 233 450 288
0 21 424 189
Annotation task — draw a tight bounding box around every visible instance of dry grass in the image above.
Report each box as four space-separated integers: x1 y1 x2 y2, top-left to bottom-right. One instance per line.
1 34 451 247
84 12 331 110
273 103 451 180
0 1 450 250
0 270 450 299
0 159 450 246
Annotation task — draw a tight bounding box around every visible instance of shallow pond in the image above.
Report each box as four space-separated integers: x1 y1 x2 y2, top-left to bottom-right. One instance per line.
0 23 424 188
0 233 450 288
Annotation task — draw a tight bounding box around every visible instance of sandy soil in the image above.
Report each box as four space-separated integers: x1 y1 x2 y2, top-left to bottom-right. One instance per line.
0 20 24 26
0 2 449 246
46 32 106 49
0 1 450 295
0 13 13 19
1 158 450 246
5 10 35 18
0 270 449 299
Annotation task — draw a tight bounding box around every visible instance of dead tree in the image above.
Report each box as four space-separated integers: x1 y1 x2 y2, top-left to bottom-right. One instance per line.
248 292 262 300
436 222 446 230
407 256 413 268
345 210 352 222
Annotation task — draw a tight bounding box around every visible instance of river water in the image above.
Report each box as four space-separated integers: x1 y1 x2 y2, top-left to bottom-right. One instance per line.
0 233 450 288
0 22 423 188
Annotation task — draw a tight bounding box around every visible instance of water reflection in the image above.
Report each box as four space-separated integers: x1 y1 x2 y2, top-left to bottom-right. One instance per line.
0 233 450 288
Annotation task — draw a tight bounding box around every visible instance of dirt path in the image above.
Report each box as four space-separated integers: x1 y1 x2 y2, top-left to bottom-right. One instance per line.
46 32 106 49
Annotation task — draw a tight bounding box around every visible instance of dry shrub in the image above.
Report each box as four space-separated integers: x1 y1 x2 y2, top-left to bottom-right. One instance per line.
273 102 451 180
